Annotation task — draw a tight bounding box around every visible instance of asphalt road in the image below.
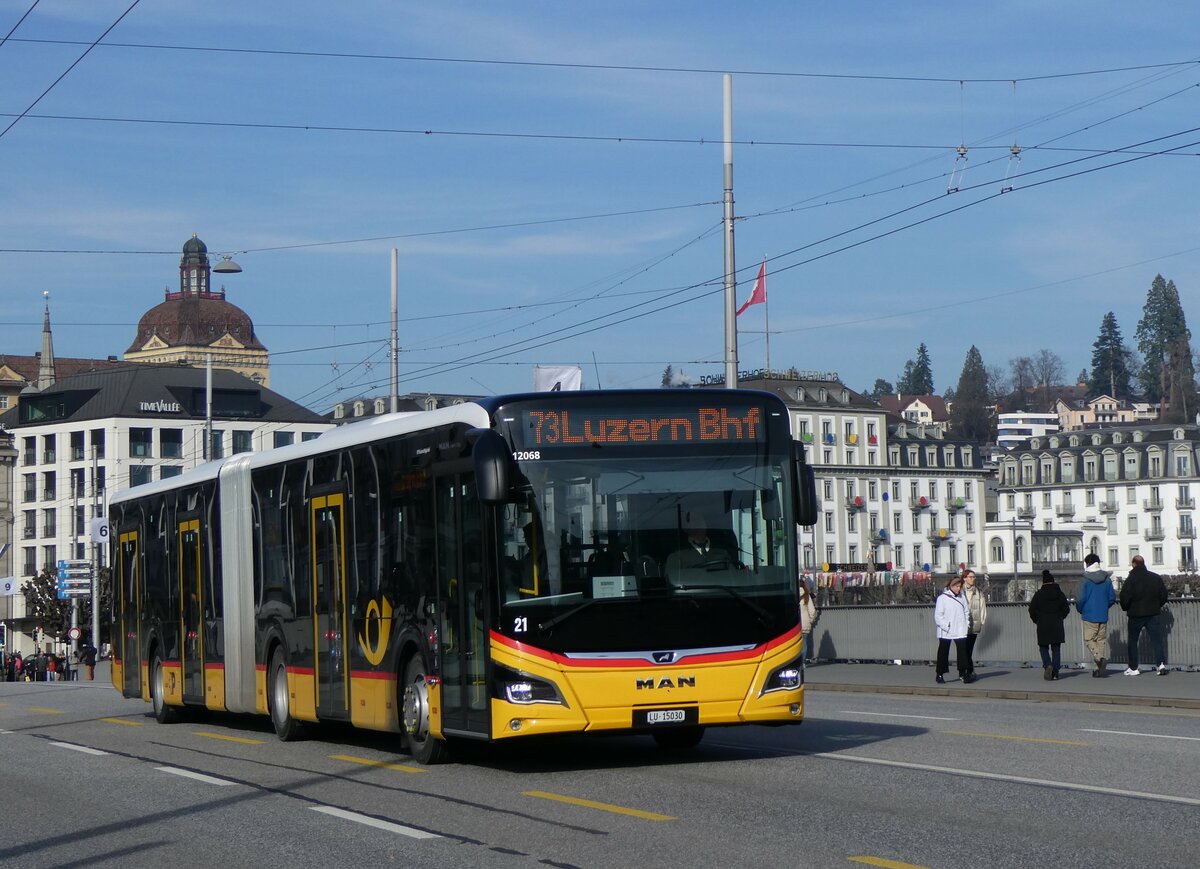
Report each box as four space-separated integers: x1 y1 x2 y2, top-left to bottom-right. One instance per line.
2 677 1198 869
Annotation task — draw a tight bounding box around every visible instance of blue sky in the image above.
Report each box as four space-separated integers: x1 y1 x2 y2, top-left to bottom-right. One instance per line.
3 1 1200 410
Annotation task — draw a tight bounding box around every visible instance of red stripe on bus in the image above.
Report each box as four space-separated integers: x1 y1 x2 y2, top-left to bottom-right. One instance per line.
205 662 224 671
350 670 398 681
490 625 800 667
288 666 315 676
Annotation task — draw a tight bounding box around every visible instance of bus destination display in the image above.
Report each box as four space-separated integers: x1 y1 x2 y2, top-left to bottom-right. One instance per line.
519 405 765 447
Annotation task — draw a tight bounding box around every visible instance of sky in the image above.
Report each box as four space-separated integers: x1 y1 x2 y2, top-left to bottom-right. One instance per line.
3 1 1200 412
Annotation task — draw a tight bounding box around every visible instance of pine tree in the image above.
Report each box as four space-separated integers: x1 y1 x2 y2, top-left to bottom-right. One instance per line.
1088 311 1133 399
897 343 934 394
1136 274 1190 402
661 364 675 388
949 346 992 442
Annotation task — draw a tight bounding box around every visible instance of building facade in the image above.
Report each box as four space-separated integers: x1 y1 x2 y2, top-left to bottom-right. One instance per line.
986 424 1200 598
996 410 1059 451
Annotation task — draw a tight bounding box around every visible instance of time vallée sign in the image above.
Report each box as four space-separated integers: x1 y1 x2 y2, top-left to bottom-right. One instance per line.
139 399 182 413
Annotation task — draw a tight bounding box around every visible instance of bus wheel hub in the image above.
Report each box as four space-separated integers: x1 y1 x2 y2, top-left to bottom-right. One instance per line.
402 678 430 737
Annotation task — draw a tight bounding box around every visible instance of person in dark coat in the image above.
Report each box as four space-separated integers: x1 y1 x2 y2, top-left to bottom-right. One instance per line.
1029 569 1070 680
1118 554 1170 675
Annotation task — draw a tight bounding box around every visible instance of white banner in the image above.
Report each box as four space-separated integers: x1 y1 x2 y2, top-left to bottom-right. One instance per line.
533 365 582 392
0 576 17 597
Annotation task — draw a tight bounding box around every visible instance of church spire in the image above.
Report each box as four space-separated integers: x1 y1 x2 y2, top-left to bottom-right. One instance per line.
38 291 56 389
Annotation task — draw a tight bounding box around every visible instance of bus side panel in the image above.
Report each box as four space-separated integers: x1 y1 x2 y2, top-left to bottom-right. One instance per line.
349 672 400 731
288 665 318 722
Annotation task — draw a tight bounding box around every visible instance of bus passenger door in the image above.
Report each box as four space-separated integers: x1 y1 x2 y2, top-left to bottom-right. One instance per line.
178 518 204 702
436 474 490 737
117 531 141 698
312 494 349 719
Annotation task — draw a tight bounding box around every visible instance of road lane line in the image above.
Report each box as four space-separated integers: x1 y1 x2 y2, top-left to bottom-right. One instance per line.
310 806 440 839
524 790 675 821
51 741 108 756
155 766 237 786
838 711 960 721
99 717 145 726
194 730 265 745
330 753 426 774
850 857 932 869
1081 728 1200 742
941 729 1087 746
821 752 1200 807
28 707 66 715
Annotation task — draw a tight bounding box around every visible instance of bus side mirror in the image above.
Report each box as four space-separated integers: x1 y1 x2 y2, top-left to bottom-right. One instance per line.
793 441 818 527
470 429 511 504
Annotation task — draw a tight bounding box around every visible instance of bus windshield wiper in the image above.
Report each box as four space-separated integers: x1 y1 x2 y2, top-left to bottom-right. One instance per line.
673 584 771 628
538 598 600 634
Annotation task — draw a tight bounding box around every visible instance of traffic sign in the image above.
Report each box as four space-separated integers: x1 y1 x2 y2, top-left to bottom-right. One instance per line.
89 518 111 544
57 559 90 570
68 627 82 641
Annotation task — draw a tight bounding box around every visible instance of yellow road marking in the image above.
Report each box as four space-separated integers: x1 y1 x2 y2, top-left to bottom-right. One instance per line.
28 707 65 715
330 754 426 774
99 717 145 726
941 729 1087 746
194 731 265 745
524 790 675 821
850 857 932 869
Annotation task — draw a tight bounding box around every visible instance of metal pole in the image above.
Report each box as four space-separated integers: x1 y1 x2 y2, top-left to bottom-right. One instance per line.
91 444 100 652
71 475 78 658
391 248 399 413
204 354 213 462
722 73 738 390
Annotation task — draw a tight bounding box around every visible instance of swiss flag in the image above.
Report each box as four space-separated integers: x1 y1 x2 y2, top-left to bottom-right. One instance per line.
736 260 766 316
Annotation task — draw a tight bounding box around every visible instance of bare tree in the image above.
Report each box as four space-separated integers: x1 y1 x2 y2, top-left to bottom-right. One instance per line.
1033 349 1066 388
1008 356 1036 409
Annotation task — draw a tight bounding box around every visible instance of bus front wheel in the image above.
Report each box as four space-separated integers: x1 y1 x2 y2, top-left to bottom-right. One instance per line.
150 653 178 724
401 656 449 764
268 648 303 741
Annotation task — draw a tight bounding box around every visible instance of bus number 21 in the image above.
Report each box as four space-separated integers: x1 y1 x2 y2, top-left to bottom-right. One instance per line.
513 617 528 633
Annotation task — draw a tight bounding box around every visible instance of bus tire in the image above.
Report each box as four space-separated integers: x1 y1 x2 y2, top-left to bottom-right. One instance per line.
268 647 303 742
401 655 449 764
150 652 179 724
652 726 704 751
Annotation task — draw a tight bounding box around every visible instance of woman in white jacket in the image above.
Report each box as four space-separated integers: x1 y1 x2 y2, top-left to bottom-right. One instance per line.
933 575 970 684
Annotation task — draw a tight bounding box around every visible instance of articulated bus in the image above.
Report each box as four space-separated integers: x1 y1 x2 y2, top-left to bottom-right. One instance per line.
110 389 817 762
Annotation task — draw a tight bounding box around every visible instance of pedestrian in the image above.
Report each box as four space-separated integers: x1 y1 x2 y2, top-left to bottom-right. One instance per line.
961 568 987 683
799 578 818 661
1029 569 1070 680
1077 553 1117 677
46 651 58 682
80 641 98 681
1118 554 1170 676
933 575 970 684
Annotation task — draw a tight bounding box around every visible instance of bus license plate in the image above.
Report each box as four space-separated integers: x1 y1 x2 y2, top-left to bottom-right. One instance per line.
634 707 697 727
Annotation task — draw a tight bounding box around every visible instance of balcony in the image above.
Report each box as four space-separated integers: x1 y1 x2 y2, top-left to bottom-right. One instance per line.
71 446 85 461
944 497 966 512
42 488 56 501
869 530 889 545
1144 498 1164 511
1179 560 1197 573
1144 529 1166 542
1178 497 1195 510
42 450 56 464
22 487 37 502
1179 527 1197 540
22 451 35 466
847 496 866 512
22 527 36 539
1055 504 1076 519
1016 507 1036 520
1098 500 1119 515
927 530 951 544
909 496 931 510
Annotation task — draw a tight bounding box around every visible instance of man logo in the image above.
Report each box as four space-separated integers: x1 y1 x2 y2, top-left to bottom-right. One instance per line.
635 675 696 690
652 651 676 664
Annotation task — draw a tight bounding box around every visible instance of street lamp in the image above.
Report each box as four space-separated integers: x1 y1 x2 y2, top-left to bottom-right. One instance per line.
212 255 242 274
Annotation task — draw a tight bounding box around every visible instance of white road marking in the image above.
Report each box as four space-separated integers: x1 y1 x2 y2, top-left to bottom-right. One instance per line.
51 741 108 756
821 752 1200 808
155 766 237 786
1081 728 1200 742
838 710 961 721
310 806 440 840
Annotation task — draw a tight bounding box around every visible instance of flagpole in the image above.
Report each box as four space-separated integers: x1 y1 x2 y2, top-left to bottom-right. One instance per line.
765 268 770 374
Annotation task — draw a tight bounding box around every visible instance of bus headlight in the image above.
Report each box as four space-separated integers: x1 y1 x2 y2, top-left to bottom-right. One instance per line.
761 657 804 695
494 664 566 706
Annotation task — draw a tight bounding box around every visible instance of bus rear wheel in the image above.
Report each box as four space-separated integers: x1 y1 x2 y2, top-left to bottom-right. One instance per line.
268 648 303 741
652 726 705 751
401 656 449 764
150 653 179 724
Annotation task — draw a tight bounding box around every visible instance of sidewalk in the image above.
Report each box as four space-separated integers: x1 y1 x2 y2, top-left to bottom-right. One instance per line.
804 662 1200 710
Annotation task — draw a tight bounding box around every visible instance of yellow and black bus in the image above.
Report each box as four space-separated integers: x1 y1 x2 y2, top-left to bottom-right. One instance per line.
110 389 817 762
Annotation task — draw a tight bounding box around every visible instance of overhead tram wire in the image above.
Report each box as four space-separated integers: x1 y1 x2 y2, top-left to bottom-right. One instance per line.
0 1 42 49
8 37 1200 83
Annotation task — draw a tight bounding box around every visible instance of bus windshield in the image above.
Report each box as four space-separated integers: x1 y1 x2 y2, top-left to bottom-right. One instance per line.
494 452 799 654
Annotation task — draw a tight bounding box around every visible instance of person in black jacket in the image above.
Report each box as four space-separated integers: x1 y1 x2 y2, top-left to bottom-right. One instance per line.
1118 555 1170 676
1029 569 1070 680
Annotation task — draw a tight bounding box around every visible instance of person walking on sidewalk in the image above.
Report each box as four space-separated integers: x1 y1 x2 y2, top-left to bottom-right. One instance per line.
1077 553 1117 677
933 575 970 684
798 578 818 662
1119 554 1170 676
1029 569 1070 680
961 568 987 683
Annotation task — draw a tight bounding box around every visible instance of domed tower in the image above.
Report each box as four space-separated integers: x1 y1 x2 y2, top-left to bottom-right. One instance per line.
124 234 270 385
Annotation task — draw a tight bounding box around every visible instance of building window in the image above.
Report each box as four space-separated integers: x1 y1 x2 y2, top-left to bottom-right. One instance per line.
1153 545 1164 565
965 513 975 533
130 428 153 458
273 431 294 449
302 431 321 442
1043 492 1052 508
967 543 976 564
893 511 902 532
232 430 252 454
160 466 183 479
70 431 85 461
894 548 904 568
1015 537 1026 562
42 471 55 501
1007 493 1015 509
848 544 858 562
129 466 152 487
42 433 56 464
42 545 56 574
869 480 878 499
847 513 857 532
824 512 834 532
161 428 183 458
42 508 56 538
892 481 901 501
22 547 37 576
1108 547 1119 565
825 545 835 566
91 429 105 459
912 544 923 568
209 430 224 460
